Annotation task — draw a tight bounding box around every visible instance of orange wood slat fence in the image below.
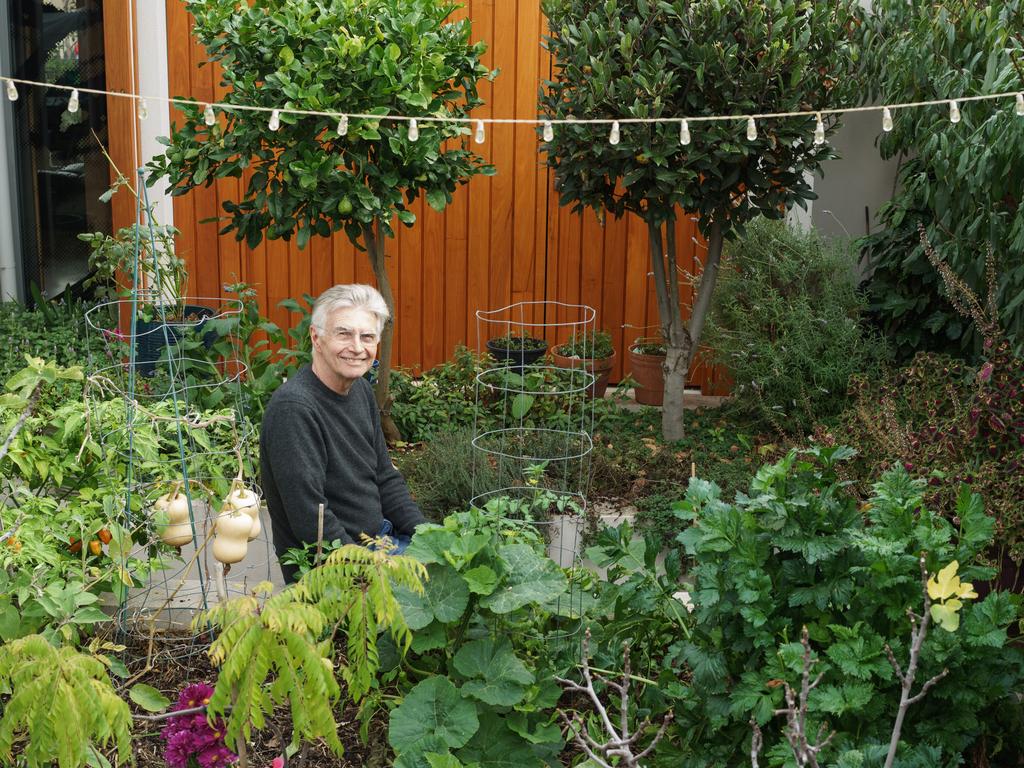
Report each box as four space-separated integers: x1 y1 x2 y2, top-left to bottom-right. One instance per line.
126 0 731 394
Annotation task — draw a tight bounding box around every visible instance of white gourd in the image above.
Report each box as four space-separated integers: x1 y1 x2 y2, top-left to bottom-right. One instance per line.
161 523 195 547
154 487 193 546
212 535 248 564
224 487 262 542
213 510 252 564
246 513 262 541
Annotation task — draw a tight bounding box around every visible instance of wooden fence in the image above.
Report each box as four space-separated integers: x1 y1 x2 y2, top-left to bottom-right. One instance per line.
108 0 730 393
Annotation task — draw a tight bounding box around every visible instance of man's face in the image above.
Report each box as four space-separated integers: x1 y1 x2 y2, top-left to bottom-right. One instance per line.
311 306 380 389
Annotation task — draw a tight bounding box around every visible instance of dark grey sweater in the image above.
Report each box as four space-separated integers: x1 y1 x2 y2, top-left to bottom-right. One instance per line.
260 366 423 582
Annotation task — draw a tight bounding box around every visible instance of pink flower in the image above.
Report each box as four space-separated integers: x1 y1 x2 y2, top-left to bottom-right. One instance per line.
270 758 285 768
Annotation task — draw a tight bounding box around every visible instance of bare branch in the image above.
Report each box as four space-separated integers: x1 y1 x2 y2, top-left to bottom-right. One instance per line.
555 628 671 768
906 669 949 706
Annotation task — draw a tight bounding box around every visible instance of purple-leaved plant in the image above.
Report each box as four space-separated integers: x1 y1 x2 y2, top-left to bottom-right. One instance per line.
160 683 237 768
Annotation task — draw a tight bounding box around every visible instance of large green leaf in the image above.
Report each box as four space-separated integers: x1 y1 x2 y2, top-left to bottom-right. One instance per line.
456 711 540 768
480 544 567 614
453 638 534 706
390 676 480 758
396 563 470 629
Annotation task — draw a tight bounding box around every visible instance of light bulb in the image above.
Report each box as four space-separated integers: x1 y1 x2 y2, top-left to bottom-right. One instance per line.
813 113 825 145
408 118 419 141
137 98 149 120
609 120 620 146
67 89 80 114
5 80 17 101
204 103 215 126
949 100 960 124
679 118 690 146
336 114 348 136
882 107 893 132
474 119 485 144
746 116 757 141
1016 93 1023 116
268 109 281 132
542 120 554 142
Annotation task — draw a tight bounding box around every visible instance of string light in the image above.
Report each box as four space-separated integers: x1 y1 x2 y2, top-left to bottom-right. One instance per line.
336 114 348 136
813 112 825 145
2 74 1022 137
679 118 691 146
137 98 149 120
609 120 620 145
949 99 961 124
203 103 215 126
268 109 281 131
474 119 485 144
67 88 80 113
408 118 419 141
746 116 757 141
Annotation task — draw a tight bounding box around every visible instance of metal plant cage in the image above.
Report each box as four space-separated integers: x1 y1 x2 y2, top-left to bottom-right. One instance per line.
82 171 269 644
472 301 599 639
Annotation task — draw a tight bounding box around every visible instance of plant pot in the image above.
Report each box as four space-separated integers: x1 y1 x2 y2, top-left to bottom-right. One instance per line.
486 337 548 370
550 346 617 399
134 304 217 375
628 345 666 406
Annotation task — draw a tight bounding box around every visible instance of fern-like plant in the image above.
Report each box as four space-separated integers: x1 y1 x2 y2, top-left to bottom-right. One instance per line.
0 635 132 768
197 545 426 756
198 581 343 756
292 542 426 701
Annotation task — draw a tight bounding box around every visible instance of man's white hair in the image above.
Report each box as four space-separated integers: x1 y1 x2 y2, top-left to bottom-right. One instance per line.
311 284 390 336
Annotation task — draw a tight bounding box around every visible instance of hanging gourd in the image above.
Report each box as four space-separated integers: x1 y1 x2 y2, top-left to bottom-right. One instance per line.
212 506 252 564
224 483 262 541
153 482 194 547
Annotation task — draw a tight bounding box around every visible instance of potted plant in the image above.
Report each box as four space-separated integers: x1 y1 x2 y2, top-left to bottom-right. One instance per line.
80 223 214 375
627 336 666 405
550 329 616 398
486 331 548 370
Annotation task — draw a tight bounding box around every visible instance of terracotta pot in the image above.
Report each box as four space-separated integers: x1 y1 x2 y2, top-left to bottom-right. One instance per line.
628 345 666 405
550 347 617 399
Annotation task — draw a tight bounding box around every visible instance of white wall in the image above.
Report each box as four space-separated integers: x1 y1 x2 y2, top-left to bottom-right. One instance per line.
134 0 174 229
811 110 901 241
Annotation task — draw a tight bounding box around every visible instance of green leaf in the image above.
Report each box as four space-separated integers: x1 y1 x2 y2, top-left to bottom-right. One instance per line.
462 566 498 596
396 563 470 629
411 621 448 653
129 683 172 713
510 394 534 420
390 676 480 757
480 544 567 614
453 638 535 706
279 45 295 65
426 189 448 212
455 711 538 768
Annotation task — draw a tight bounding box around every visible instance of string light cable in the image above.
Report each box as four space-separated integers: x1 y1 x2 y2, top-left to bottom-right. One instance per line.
3 74 1023 141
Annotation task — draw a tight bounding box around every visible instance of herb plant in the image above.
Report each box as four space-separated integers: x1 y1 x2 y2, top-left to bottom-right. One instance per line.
557 329 614 360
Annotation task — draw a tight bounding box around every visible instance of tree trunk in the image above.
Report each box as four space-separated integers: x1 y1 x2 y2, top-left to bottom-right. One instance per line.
646 217 687 442
645 214 725 443
363 219 402 442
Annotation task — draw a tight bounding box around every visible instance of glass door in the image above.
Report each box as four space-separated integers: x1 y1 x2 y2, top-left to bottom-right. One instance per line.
6 0 112 299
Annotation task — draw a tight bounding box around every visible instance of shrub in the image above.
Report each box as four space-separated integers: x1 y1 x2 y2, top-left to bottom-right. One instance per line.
665 448 1024 766
859 0 1024 357
705 219 889 434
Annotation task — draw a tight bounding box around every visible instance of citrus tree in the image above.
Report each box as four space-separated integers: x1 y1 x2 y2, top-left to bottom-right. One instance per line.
539 0 864 440
149 0 495 435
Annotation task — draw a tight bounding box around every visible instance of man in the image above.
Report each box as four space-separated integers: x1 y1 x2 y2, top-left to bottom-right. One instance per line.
260 284 424 583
